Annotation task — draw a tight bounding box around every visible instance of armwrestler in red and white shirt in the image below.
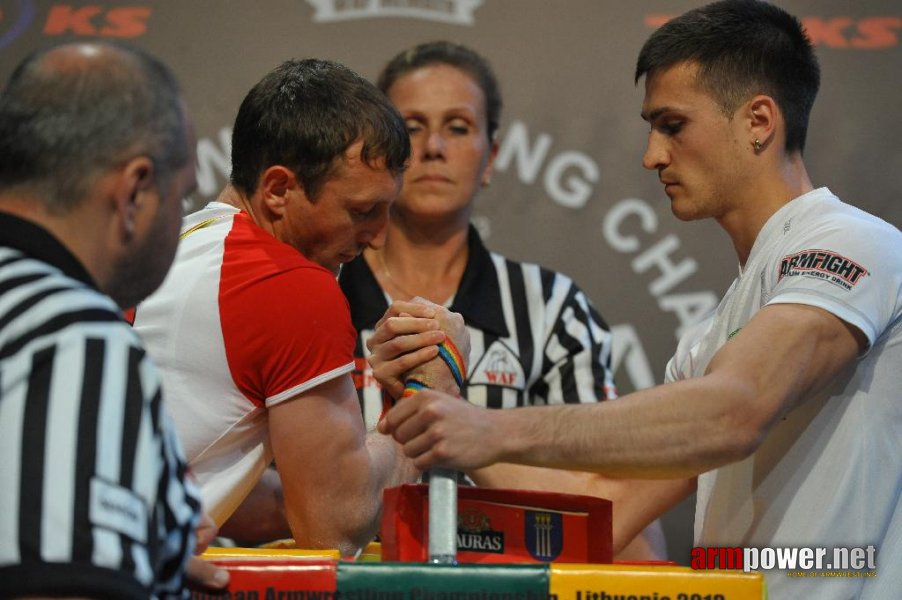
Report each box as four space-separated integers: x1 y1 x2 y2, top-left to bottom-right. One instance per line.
134 182 424 556
134 129 426 556
134 203 355 526
131 59 481 555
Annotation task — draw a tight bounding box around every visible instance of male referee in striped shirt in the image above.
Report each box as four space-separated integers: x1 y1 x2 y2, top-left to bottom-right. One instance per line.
0 43 226 598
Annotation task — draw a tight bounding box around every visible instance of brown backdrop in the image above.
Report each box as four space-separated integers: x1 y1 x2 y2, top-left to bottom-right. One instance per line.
2 0 900 562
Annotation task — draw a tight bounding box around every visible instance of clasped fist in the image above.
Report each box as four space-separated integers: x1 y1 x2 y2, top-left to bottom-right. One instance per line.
367 297 470 398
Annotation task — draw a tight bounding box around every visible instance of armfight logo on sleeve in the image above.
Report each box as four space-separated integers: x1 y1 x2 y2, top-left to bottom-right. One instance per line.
778 249 869 291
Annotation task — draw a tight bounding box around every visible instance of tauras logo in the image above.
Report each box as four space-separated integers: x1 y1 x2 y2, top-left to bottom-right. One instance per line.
306 0 483 25
457 509 505 553
778 249 868 286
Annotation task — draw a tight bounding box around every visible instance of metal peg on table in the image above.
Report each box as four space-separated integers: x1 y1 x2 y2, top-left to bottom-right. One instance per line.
427 467 458 564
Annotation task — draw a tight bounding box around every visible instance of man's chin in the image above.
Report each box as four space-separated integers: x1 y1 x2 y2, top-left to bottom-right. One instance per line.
315 254 353 276
330 256 358 276
668 198 698 222
669 204 706 222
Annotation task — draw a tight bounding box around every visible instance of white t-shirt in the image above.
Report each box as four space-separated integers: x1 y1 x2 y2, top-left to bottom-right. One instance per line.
665 188 901 599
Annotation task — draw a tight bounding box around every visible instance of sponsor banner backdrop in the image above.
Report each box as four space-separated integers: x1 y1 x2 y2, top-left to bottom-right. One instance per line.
2 0 899 562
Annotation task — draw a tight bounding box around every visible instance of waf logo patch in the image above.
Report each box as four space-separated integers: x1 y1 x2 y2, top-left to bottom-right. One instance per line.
468 341 525 389
525 511 563 561
778 249 869 291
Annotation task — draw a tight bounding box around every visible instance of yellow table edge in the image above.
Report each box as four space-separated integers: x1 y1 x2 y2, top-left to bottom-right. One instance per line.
550 563 766 599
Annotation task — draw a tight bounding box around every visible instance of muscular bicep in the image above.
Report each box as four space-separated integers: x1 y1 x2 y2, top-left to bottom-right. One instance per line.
267 374 375 552
705 303 865 427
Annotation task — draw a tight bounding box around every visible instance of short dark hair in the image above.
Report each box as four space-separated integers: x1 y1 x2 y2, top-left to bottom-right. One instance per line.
377 41 503 142
635 0 820 153
0 42 189 211
230 58 410 200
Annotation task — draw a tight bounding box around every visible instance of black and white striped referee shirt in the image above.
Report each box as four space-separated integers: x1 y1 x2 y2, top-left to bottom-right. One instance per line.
339 225 617 431
0 213 200 599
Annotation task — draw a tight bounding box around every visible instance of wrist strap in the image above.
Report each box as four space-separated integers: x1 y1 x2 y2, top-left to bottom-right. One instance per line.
437 338 466 389
379 377 433 423
402 378 429 398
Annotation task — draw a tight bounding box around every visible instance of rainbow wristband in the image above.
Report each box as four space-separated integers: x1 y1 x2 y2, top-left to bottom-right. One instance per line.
402 378 429 398
437 338 466 389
